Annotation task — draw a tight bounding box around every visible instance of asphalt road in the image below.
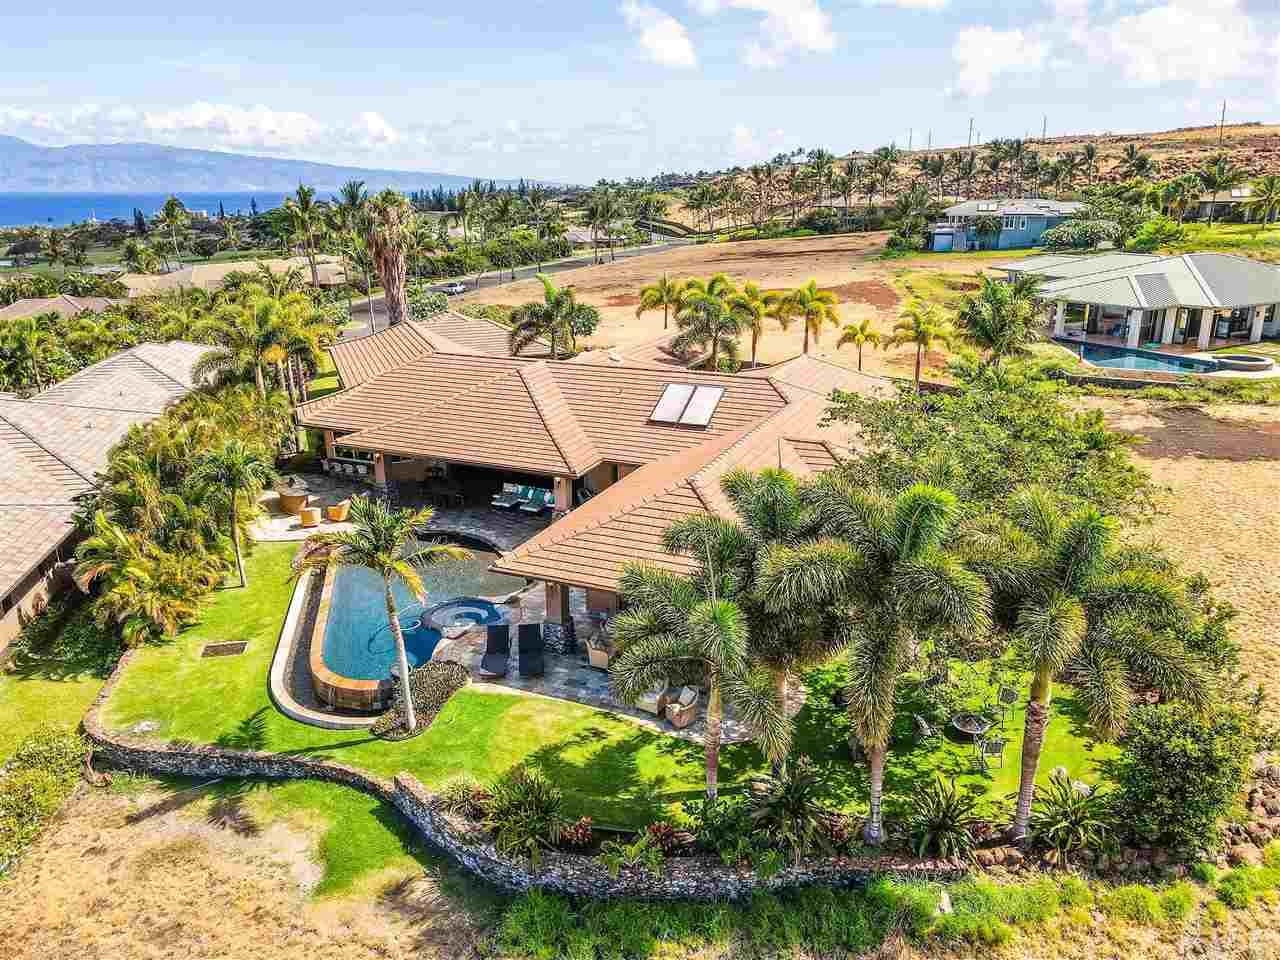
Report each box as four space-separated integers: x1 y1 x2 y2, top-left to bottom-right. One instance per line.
341 238 692 339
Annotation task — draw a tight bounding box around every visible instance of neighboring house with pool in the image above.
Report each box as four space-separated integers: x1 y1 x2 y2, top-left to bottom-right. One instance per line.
1000 252 1280 374
286 325 882 726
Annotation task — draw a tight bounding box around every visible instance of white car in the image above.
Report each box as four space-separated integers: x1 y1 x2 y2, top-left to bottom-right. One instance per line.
442 281 466 295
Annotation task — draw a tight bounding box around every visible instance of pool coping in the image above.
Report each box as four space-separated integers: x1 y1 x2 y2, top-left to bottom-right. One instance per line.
1052 336 1219 373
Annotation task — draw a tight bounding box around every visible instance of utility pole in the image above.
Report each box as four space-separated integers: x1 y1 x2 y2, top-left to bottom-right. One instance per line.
1042 115 1047 143
967 117 974 150
927 130 932 150
1218 100 1227 146
908 128 913 152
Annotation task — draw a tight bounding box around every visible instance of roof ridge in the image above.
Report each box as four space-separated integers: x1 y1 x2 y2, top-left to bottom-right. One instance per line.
519 473 702 552
115 347 193 390
517 362 599 475
1181 253 1218 305
10 397 165 416
0 405 97 487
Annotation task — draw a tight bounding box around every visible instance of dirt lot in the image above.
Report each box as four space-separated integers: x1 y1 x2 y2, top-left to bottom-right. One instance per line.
1085 398 1280 718
457 232 1002 378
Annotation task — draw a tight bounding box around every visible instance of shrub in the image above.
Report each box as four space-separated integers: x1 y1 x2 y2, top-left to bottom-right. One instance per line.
407 282 448 321
372 661 469 738
1042 219 1117 250
747 756 834 864
598 833 664 878
1190 861 1219 884
1205 898 1229 926
645 820 680 855
1029 771 1111 860
863 877 939 939
0 725 88 866
9 724 88 785
906 777 980 859
437 774 490 820
1128 215 1185 252
1057 874 1094 908
561 816 593 849
1214 865 1280 909
684 794 758 866
485 766 567 866
1100 884 1164 924
1160 881 1196 922
1111 702 1258 855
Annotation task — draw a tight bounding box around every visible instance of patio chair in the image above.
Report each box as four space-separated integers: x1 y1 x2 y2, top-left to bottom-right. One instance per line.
914 714 940 744
517 623 544 678
976 737 1007 772
519 489 555 515
320 459 331 473
479 624 510 679
636 682 671 717
665 686 700 729
491 483 526 509
996 686 1019 728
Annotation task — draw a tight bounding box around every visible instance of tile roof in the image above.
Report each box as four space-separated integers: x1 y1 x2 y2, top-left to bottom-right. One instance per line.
121 256 346 296
298 353 788 476
997 252 1160 278
744 353 890 402
0 295 124 323
0 341 207 600
492 391 868 591
1037 253 1280 309
944 198 1083 218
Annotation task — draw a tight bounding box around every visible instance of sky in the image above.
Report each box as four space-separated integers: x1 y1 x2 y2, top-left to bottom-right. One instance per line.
2 1 1278 184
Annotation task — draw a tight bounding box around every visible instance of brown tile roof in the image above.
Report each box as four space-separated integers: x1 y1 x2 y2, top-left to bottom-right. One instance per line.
570 333 694 370
0 506 76 601
121 256 346 297
0 295 124 323
743 352 890 402
424 310 551 358
492 390 868 592
297 354 788 477
35 341 211 412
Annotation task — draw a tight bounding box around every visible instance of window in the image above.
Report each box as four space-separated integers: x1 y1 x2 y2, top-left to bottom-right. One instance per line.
1003 216 1028 231
649 383 725 426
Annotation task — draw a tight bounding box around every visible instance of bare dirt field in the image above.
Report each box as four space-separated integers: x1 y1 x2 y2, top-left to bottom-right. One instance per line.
1085 397 1280 719
457 232 1005 378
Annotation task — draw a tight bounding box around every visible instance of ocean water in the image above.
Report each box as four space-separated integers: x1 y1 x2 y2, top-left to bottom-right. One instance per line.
0 192 289 227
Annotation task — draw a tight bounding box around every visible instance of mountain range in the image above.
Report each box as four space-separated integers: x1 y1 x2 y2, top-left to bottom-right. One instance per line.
0 136 492 193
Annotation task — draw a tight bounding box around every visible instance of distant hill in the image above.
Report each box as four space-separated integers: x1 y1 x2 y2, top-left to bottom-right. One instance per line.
0 136 500 193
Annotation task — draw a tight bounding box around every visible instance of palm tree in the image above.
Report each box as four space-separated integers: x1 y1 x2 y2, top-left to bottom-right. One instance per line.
121 238 160 274
281 184 326 288
784 279 839 355
43 229 67 274
1246 174 1280 227
365 189 415 326
727 281 772 367
1198 154 1247 228
509 273 600 359
610 519 788 800
955 274 1041 368
837 317 881 371
889 299 953 390
155 196 190 271
586 187 623 263
218 218 243 252
293 498 470 731
973 488 1208 841
636 273 684 331
1120 143 1155 180
1082 144 1099 185
760 480 991 844
190 439 277 588
1 313 57 391
673 286 742 370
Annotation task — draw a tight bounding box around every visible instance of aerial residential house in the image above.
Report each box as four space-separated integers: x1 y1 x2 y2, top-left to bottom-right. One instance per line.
120 255 346 297
1002 252 1280 349
1196 185 1254 223
0 294 125 323
0 342 210 651
930 198 1083 252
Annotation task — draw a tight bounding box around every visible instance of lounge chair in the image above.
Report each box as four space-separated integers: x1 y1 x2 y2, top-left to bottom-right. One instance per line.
976 736 1006 772
491 483 528 509
517 623 544 677
914 714 939 744
519 488 555 515
636 683 671 716
666 686 700 729
479 624 510 679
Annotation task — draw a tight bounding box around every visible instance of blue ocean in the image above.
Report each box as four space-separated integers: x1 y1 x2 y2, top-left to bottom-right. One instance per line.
0 192 289 227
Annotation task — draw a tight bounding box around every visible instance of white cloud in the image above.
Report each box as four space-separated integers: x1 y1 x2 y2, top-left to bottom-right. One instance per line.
690 0 835 68
861 0 948 9
728 122 787 165
620 1 698 69
141 102 325 149
950 26 1049 97
356 111 400 146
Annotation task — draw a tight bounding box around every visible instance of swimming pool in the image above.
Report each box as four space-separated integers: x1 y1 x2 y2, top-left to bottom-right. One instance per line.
1056 340 1218 374
320 543 525 682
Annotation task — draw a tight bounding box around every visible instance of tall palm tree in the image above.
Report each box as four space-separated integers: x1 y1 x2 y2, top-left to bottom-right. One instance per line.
155 196 190 272
586 187 623 263
610 519 788 800
760 480 991 844
837 317 881 371
1082 144 1099 185
293 498 470 731
727 281 772 368
43 229 67 274
1245 174 1280 227
331 180 377 326
636 273 685 331
190 439 277 588
889 299 953 390
365 189 415 327
673 288 742 370
509 273 600 359
1198 154 1247 228
1 312 57 391
784 279 839 355
282 184 325 288
955 274 1041 368
971 488 1208 841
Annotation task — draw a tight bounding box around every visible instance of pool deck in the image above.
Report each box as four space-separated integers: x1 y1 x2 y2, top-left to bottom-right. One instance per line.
1055 334 1280 379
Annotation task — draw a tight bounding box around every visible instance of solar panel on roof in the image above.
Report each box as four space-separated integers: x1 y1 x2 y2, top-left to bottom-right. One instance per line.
650 383 696 423
678 385 725 426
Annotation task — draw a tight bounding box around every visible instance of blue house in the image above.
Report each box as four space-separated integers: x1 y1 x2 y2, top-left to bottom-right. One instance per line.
930 198 1082 252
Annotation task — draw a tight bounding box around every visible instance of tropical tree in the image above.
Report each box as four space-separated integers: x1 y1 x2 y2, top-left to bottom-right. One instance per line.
586 186 623 263
1 312 57 391
1245 174 1280 227
1197 154 1247 228
783 279 839 355
837 317 881 371
727 281 773 368
155 196 190 271
1082 144 1099 185
955 274 1041 368
509 273 600 359
121 238 161 274
759 480 991 843
672 285 742 370
190 439 276 588
293 498 470 731
971 488 1209 841
365 189 415 326
610 520 788 800
889 299 953 390
282 184 326 288
43 229 67 274
636 273 684 331
331 180 377 325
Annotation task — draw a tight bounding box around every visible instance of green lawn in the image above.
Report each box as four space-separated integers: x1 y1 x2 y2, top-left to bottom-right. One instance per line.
1161 223 1280 261
100 541 1109 828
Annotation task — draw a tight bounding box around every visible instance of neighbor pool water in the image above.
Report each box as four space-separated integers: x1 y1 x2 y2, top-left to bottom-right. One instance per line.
321 543 525 681
1059 340 1217 374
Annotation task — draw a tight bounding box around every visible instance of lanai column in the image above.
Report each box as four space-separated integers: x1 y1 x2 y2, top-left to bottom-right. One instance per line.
552 476 573 519
1052 301 1066 337
1250 306 1265 344
1126 308 1143 348
1198 310 1214 350
323 430 337 458
1161 309 1176 345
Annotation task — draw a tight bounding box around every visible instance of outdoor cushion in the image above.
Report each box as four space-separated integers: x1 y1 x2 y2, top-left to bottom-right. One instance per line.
676 686 697 708
519 489 554 514
517 623 544 677
479 624 510 679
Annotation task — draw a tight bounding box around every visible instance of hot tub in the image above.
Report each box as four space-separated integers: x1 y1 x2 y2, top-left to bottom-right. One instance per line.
1213 354 1276 373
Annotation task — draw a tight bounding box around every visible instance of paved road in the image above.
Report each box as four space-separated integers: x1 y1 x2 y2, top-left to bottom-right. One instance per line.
341 238 692 339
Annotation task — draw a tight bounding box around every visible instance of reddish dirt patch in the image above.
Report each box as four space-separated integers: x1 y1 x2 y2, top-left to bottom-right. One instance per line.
827 279 900 310
604 292 641 307
1112 406 1280 462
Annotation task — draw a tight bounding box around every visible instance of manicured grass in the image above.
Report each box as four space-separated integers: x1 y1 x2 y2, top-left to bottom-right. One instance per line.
102 542 755 828
1161 223 1280 261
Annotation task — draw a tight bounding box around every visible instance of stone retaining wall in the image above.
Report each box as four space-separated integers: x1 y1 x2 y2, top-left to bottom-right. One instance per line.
83 652 966 901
